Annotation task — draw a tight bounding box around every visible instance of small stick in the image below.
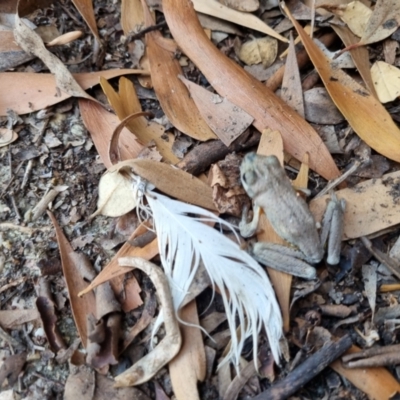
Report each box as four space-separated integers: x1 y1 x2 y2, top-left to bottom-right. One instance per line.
361 236 400 280
125 22 168 42
342 343 400 363
21 159 34 190
314 160 360 199
0 223 36 234
0 325 21 349
344 352 400 368
0 161 24 199
30 186 67 221
31 372 65 389
9 194 21 221
253 335 352 400
177 131 261 176
33 118 49 146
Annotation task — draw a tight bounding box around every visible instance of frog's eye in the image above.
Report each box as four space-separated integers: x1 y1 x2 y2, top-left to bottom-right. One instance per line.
242 170 257 186
265 155 280 167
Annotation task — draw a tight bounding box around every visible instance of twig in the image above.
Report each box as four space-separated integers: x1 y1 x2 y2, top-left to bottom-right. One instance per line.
310 0 316 40
343 346 400 368
0 223 46 234
342 344 400 368
314 160 361 199
0 160 24 199
9 194 21 221
30 186 67 221
0 325 22 349
31 372 65 389
177 131 261 176
125 22 168 42
0 276 27 294
21 159 33 190
33 118 49 146
361 236 400 280
253 335 353 400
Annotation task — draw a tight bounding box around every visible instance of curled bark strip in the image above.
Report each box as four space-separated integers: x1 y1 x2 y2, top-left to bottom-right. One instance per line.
342 344 400 368
109 111 153 165
114 257 182 387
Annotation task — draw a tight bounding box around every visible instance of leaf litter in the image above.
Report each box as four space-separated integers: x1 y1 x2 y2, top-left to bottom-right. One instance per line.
3 0 400 398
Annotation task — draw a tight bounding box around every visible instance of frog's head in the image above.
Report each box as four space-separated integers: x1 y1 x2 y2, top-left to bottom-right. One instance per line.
240 153 281 198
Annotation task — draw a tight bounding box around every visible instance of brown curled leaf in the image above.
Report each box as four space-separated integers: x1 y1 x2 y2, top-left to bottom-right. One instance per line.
114 257 182 387
109 111 153 165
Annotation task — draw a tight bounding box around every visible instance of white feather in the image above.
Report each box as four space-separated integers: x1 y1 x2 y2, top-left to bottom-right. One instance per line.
137 184 282 367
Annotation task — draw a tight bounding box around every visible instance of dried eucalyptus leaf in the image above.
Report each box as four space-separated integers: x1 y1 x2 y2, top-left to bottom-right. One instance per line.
110 159 216 211
94 171 137 217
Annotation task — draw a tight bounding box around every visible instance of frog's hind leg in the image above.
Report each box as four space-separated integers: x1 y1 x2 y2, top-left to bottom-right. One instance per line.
319 193 346 265
251 242 317 279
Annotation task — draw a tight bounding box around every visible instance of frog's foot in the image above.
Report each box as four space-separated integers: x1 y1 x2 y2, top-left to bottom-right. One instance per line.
239 204 261 238
319 192 346 265
251 242 317 280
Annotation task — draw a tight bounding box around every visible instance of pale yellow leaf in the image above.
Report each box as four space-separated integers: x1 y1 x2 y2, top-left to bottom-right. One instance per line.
0 128 18 147
310 170 400 240
218 0 259 12
192 0 288 42
371 61 400 103
359 0 400 45
92 171 137 218
46 30 83 47
337 1 372 37
100 77 178 163
121 0 144 34
238 36 277 67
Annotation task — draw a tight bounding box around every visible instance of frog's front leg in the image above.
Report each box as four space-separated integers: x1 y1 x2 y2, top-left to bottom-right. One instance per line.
239 204 261 238
251 242 317 279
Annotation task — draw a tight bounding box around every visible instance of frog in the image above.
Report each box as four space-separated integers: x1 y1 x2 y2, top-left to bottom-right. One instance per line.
239 152 346 279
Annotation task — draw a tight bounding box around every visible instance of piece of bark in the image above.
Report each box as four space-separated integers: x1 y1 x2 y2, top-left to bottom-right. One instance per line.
253 335 353 400
0 352 27 387
36 278 67 353
177 131 260 175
